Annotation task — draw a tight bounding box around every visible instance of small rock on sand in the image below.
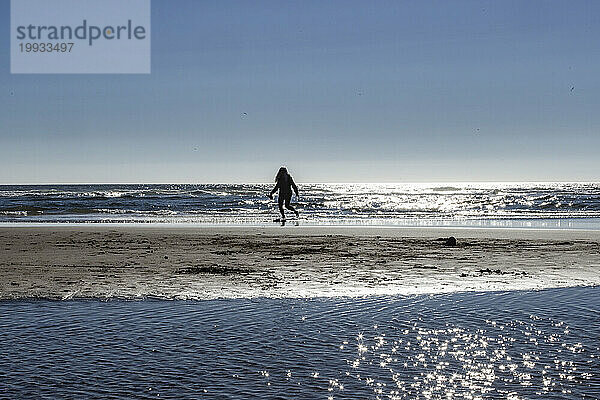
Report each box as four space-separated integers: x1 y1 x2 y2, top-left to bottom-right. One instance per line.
435 236 457 246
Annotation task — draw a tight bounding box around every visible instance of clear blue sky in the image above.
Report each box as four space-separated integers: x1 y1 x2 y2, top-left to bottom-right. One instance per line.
1 0 599 183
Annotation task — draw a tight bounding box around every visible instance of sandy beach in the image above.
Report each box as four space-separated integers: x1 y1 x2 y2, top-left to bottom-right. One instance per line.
1 226 599 300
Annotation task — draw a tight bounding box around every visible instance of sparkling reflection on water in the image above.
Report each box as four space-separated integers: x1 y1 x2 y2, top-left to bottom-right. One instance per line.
1 287 599 399
3 182 600 228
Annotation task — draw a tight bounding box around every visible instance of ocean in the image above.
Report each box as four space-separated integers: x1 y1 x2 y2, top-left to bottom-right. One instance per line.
1 182 600 228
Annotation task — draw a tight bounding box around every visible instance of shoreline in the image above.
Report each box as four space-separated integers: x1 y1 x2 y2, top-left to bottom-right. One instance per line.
1 226 599 300
2 218 600 231
3 223 600 238
2 282 599 302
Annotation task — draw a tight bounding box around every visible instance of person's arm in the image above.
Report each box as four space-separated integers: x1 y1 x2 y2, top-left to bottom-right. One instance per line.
291 178 299 198
268 181 280 199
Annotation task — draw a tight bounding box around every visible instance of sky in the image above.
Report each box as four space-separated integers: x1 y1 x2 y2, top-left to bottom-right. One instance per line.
1 0 599 184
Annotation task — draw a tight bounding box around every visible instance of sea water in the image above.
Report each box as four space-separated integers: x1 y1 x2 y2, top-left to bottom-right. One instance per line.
1 182 600 228
1 287 599 399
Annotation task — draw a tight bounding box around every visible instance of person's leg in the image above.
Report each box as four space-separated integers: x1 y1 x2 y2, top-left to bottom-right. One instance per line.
284 196 299 217
278 196 285 219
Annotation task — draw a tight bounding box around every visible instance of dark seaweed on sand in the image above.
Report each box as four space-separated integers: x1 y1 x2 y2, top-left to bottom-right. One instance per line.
176 265 252 275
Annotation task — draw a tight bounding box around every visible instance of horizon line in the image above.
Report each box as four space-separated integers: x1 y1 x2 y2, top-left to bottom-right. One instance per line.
1 180 599 186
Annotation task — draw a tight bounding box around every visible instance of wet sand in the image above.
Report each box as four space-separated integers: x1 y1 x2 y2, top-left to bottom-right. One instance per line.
1 226 599 299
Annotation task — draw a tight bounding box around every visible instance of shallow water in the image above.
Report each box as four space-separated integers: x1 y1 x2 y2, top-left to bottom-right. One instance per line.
1 287 599 399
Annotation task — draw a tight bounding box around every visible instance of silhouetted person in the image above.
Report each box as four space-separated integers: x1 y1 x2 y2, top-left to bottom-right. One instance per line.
268 166 299 221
